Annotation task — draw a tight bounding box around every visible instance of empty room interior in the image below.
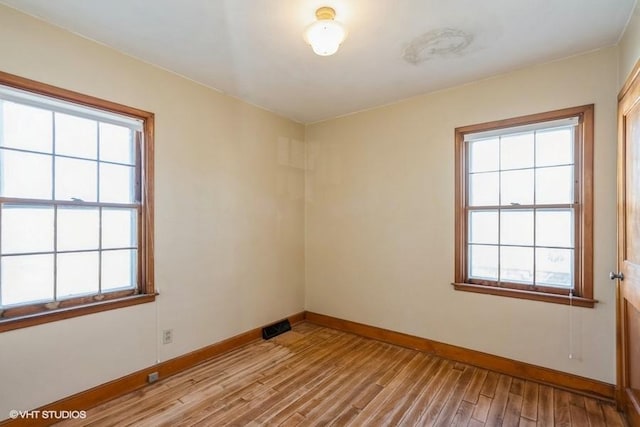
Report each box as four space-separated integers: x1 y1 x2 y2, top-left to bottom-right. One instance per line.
1 0 640 426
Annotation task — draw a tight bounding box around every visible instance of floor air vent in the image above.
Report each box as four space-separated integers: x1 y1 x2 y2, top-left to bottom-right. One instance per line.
262 319 291 340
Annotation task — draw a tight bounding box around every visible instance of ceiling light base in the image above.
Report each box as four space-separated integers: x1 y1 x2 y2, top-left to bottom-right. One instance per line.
315 7 336 20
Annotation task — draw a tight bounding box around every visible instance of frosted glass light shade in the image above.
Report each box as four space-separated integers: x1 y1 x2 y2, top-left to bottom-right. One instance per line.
304 19 347 56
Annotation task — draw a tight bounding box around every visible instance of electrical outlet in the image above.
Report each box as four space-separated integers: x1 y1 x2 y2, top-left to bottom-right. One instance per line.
162 329 173 344
147 372 159 383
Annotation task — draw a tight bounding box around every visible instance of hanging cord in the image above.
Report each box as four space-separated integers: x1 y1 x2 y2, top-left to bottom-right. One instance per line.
150 206 160 364
155 286 160 364
568 289 574 359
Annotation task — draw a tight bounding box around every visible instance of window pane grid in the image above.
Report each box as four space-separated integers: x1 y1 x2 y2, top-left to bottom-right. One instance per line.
468 243 574 250
0 202 139 307
0 106 135 167
468 204 575 210
1 156 137 204
1 108 138 204
0 146 136 167
467 162 575 175
0 197 138 209
1 247 138 257
467 125 576 290
0 99 140 308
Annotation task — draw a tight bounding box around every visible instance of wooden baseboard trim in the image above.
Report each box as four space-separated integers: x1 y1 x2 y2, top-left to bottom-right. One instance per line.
304 311 615 402
0 311 305 427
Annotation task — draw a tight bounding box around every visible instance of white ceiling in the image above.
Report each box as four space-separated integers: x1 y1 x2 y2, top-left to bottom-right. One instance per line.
1 0 636 123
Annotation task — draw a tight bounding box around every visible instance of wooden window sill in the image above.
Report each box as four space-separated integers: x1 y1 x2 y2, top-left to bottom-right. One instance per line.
0 293 157 333
452 283 597 308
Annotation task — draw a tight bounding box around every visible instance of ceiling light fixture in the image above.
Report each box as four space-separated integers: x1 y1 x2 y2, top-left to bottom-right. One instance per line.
304 7 347 56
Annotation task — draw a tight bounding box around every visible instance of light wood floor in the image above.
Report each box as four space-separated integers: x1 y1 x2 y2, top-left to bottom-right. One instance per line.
57 322 625 426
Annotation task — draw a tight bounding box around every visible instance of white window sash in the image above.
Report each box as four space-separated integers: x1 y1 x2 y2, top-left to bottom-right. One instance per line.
464 117 578 142
0 85 143 131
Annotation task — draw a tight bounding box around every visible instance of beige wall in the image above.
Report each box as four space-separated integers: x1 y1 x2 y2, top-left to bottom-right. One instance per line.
0 5 305 415
305 47 619 383
619 1 640 86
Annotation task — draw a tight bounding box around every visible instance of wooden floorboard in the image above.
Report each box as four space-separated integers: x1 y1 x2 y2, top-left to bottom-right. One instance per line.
55 322 625 426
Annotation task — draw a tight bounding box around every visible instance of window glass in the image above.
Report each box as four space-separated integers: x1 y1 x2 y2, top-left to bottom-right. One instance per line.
1 101 52 153
1 204 54 254
0 149 52 199
55 113 97 159
99 123 134 165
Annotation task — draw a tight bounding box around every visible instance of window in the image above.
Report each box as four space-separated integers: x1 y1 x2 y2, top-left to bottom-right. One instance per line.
0 72 154 332
453 105 594 307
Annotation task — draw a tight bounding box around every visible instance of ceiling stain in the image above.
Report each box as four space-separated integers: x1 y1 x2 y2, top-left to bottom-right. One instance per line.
403 28 473 65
